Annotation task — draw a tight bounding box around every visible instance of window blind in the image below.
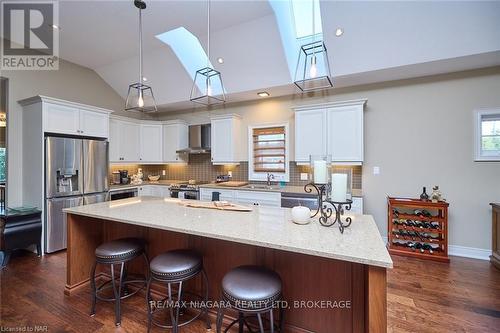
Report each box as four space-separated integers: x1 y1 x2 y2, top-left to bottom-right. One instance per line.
253 126 286 173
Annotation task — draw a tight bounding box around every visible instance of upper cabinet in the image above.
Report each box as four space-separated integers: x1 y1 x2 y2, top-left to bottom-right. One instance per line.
163 120 188 163
294 99 366 164
211 114 242 164
140 123 163 163
25 96 112 138
109 117 140 162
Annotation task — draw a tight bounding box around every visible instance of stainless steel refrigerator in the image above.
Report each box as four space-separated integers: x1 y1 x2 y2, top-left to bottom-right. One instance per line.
45 137 109 253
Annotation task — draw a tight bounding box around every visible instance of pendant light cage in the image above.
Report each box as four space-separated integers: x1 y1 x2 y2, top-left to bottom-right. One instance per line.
125 0 157 113
190 67 226 105
294 40 333 92
190 0 226 105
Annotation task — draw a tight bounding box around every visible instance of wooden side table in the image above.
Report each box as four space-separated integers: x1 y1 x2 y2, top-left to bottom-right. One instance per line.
491 203 500 270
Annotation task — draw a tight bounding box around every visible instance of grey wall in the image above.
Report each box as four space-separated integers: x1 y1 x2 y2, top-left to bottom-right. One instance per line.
2 54 134 207
156 67 500 251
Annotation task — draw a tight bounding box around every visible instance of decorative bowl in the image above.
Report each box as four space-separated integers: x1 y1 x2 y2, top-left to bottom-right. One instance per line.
148 175 160 181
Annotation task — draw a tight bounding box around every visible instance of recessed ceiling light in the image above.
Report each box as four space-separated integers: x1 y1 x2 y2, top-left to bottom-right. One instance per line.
257 92 270 97
217 57 224 64
142 76 147 81
51 24 60 30
335 28 343 37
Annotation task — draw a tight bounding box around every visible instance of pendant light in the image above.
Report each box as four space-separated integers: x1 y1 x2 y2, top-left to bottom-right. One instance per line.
125 0 157 112
190 0 226 105
294 0 333 92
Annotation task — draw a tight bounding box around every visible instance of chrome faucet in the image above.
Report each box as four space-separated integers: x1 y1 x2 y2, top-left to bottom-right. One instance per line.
266 173 275 186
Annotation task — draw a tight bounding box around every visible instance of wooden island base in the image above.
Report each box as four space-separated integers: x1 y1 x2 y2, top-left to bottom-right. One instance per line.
66 214 387 333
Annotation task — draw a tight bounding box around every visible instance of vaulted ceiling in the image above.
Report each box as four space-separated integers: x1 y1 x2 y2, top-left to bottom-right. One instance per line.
55 0 500 112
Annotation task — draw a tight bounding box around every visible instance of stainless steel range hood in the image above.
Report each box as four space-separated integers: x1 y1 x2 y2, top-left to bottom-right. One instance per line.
176 124 211 154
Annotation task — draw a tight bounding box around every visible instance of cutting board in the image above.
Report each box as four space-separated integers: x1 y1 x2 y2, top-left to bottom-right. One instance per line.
216 181 249 187
179 201 253 212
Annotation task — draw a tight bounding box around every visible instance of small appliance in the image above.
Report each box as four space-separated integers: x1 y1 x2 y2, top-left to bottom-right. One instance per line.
112 171 121 185
119 170 129 184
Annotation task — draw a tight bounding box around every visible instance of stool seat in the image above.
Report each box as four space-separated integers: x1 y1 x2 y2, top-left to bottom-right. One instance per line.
95 237 145 262
222 265 282 308
150 249 202 281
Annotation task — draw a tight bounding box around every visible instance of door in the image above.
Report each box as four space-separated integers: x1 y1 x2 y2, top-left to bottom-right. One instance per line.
211 118 233 163
295 109 327 162
79 109 109 138
44 103 80 135
84 192 109 205
45 137 83 198
140 124 163 162
83 139 109 194
45 196 83 253
327 106 363 162
119 121 140 161
109 119 121 162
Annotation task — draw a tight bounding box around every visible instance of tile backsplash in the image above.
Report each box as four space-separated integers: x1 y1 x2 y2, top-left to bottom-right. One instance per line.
110 155 362 189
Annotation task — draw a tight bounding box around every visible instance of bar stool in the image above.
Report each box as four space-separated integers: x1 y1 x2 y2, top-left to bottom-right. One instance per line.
146 249 211 333
90 237 149 326
216 265 285 333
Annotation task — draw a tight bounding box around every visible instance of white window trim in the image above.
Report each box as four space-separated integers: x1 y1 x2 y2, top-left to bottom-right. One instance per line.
248 123 290 182
474 107 500 161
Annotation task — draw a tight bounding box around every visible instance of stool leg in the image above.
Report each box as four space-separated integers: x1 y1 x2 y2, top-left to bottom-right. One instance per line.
36 243 42 257
238 312 244 333
110 263 124 326
174 281 183 333
167 283 176 333
216 306 225 333
146 277 153 333
202 269 211 329
269 309 275 333
257 313 265 333
89 261 97 316
279 306 285 332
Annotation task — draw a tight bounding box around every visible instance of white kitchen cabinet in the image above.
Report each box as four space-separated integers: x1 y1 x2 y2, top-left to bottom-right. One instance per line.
43 101 110 138
294 99 366 164
79 108 109 138
350 197 363 214
140 123 163 162
138 186 153 196
163 121 188 163
235 190 281 207
149 185 170 197
211 114 241 164
44 103 80 135
110 117 141 162
295 109 327 163
327 106 363 163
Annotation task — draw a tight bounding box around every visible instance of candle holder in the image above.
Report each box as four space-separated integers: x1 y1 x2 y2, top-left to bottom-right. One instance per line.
304 183 353 234
309 155 332 184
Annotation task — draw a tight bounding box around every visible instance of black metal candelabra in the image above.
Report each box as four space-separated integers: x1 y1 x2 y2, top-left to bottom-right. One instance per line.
304 183 353 234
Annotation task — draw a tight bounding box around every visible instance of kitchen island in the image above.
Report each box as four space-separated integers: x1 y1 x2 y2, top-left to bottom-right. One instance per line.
64 197 392 332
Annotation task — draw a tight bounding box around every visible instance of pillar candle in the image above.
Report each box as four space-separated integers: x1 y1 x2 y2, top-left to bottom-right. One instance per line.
331 173 347 202
313 160 327 183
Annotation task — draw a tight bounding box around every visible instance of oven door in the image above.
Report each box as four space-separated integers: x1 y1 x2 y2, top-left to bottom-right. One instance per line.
110 188 138 201
171 189 198 200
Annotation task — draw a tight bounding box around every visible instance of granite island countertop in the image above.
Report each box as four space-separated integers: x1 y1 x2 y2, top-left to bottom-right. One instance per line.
64 196 391 268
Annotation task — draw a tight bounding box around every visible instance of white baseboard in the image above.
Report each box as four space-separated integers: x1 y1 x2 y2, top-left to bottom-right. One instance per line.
381 236 490 261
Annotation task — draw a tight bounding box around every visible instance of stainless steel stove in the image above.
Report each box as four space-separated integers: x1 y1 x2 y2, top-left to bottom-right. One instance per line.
169 180 210 200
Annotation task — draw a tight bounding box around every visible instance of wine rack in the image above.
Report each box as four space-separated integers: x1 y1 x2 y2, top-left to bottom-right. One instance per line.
387 197 449 262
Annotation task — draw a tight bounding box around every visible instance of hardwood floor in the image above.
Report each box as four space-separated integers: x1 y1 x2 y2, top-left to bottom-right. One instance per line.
1 251 499 332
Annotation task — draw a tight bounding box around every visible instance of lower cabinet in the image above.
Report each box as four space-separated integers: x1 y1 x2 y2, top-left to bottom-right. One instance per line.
138 185 170 197
350 197 363 214
199 188 281 207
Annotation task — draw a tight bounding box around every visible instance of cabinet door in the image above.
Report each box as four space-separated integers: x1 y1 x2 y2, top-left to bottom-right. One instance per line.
163 123 188 163
120 121 141 162
199 188 235 201
44 103 80 135
350 197 363 214
327 106 363 162
79 109 109 138
211 118 234 163
235 190 281 207
295 109 327 162
109 119 121 162
140 124 163 162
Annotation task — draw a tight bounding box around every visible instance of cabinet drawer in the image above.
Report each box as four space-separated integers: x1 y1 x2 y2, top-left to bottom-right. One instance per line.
235 190 281 207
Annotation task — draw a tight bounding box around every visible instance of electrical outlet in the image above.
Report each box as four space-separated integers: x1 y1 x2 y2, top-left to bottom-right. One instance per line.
162 170 166 176
373 166 380 175
300 173 308 181
228 171 233 178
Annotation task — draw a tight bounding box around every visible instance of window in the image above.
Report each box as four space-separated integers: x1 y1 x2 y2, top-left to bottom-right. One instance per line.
248 124 290 182
475 108 500 161
291 0 323 39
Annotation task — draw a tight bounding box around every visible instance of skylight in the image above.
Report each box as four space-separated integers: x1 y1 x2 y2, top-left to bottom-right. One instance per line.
291 0 323 39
